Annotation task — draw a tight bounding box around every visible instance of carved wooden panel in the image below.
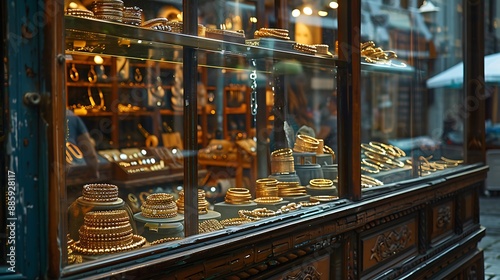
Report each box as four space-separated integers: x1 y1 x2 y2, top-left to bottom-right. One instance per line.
430 200 455 244
268 254 330 280
361 218 417 272
461 191 474 226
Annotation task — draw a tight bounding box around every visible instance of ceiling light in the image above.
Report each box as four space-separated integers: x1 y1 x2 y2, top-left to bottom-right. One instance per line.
94 55 103 65
318 10 328 17
292 9 301 17
329 2 339 9
303 6 313 16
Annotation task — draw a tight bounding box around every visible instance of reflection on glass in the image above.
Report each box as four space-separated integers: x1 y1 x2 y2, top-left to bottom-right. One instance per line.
360 0 465 191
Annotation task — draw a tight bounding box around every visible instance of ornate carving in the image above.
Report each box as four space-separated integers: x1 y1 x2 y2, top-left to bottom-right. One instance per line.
370 225 412 262
284 266 321 280
437 206 451 229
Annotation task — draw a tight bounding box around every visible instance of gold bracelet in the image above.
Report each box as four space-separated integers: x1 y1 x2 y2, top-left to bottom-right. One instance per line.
299 201 320 207
150 237 183 245
361 164 380 174
309 178 334 188
220 217 251 227
238 210 261 221
362 158 389 171
88 65 97 83
361 174 384 186
254 197 283 204
310 195 339 202
441 156 463 164
69 63 79 82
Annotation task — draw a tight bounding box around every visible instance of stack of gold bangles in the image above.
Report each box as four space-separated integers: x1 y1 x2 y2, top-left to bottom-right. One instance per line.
277 181 307 197
270 148 295 174
255 178 279 198
176 190 209 214
225 188 252 204
81 183 119 203
361 141 405 174
293 134 320 153
314 44 330 56
72 210 146 255
308 179 335 189
141 193 178 219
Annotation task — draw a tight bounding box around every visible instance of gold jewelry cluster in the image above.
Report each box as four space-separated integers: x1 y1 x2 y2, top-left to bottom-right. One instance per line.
361 41 397 63
140 193 178 219
176 189 209 214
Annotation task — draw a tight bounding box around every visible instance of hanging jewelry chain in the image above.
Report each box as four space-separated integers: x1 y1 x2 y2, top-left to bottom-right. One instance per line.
249 59 258 116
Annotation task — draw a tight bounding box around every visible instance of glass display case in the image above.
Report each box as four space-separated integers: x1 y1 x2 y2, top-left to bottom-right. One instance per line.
1 0 489 279
61 0 345 269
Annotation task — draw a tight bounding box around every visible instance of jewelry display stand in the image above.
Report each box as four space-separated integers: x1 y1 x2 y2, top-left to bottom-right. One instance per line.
179 210 221 221
305 185 338 197
214 201 258 219
134 212 184 241
67 197 137 242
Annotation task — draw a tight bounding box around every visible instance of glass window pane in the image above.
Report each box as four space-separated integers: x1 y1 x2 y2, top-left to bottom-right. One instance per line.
360 0 467 194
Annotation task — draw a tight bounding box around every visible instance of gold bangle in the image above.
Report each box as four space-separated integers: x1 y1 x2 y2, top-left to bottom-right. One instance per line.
309 178 334 188
361 174 384 186
361 165 379 174
441 156 463 164
310 195 339 202
362 158 390 171
361 143 386 155
253 197 283 204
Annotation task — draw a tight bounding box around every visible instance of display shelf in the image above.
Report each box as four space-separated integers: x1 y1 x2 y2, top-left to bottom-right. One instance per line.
64 16 342 71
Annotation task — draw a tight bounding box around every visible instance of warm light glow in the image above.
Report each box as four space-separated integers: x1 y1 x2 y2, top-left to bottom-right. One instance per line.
250 17 258 23
69 2 78 9
303 6 313 15
292 9 301 17
318 10 328 17
329 2 339 9
93 55 103 65
177 12 183 21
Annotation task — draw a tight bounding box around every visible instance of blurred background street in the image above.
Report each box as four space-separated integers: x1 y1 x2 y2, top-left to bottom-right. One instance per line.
479 194 500 280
